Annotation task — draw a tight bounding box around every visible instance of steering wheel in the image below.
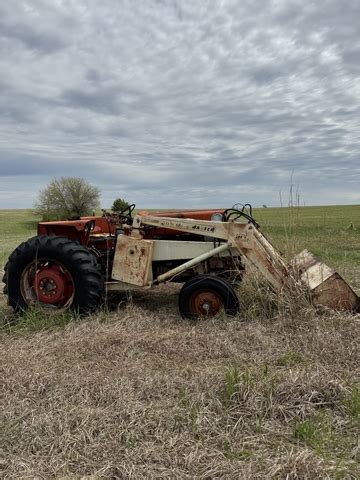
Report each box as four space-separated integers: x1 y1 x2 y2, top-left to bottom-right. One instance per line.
118 203 136 225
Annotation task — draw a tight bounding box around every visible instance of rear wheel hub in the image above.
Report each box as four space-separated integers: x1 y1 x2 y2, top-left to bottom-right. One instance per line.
20 260 75 308
35 266 69 304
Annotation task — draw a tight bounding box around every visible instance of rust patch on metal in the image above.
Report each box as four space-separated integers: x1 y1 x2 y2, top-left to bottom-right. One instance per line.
112 236 154 286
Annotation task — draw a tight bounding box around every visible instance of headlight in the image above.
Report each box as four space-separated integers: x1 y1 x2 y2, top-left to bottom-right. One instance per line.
211 213 223 222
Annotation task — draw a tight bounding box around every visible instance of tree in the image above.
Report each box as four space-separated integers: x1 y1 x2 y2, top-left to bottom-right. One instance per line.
34 177 101 220
112 197 129 213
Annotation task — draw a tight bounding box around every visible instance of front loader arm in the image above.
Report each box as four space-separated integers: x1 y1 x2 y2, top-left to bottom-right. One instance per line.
133 215 290 291
132 214 359 312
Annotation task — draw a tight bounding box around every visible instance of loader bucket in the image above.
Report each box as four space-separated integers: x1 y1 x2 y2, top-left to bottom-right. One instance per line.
292 250 360 312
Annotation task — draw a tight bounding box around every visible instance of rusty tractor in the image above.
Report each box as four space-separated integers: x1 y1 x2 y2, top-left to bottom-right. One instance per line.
3 204 359 319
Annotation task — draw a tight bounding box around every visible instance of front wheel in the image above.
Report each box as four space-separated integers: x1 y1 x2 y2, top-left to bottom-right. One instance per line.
3 235 103 314
178 275 239 320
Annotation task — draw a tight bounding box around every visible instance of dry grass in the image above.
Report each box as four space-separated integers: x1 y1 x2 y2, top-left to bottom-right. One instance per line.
1 277 359 479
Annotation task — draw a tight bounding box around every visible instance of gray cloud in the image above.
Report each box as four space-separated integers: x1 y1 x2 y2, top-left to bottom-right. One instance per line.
0 0 359 209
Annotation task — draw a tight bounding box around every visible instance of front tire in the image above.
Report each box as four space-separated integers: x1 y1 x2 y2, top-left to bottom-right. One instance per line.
178 274 239 320
3 235 103 314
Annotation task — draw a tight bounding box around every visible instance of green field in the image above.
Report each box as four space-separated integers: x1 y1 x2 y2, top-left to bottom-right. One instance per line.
0 209 40 267
256 204 360 264
255 204 360 290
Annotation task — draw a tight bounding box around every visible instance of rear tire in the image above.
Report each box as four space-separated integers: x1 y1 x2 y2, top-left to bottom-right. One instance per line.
3 235 103 315
178 274 239 320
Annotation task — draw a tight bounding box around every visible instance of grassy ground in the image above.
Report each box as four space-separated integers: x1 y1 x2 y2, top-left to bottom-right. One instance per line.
1 206 359 478
0 209 40 268
256 205 360 290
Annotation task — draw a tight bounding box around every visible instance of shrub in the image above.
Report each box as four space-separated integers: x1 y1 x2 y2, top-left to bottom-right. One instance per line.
112 198 130 213
34 177 100 220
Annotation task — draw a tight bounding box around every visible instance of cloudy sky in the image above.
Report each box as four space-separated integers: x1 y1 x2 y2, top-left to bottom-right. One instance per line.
0 0 359 209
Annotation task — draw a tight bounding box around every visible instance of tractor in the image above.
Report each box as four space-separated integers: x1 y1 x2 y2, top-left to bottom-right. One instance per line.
3 204 359 319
